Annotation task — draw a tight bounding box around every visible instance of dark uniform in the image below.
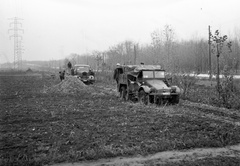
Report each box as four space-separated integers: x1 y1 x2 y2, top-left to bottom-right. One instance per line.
113 67 120 84
59 70 65 81
67 62 72 69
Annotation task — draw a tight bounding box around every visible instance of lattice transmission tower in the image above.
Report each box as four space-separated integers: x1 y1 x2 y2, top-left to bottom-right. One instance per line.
8 17 24 70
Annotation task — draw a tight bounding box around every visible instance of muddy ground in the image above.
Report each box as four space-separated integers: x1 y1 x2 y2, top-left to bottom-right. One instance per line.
1 73 240 166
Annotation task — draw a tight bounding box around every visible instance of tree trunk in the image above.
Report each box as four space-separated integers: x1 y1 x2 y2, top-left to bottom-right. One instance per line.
217 55 220 99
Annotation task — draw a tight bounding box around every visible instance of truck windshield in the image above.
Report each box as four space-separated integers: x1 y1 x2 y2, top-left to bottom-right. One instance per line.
155 71 165 78
142 71 165 78
76 66 89 72
142 71 154 78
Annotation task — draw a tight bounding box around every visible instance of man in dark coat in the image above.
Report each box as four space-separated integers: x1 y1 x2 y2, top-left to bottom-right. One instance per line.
59 70 65 81
67 62 72 75
113 63 121 84
67 62 72 69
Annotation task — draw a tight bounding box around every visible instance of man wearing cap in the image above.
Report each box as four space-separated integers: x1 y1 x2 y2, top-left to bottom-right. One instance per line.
113 63 121 84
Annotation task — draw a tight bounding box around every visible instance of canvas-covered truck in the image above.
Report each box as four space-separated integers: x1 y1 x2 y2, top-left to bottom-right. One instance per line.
117 65 181 105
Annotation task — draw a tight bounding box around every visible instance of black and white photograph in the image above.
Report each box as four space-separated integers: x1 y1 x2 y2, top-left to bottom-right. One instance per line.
1 0 240 165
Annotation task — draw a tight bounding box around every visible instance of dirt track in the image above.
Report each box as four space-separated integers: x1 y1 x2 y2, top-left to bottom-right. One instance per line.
52 143 240 166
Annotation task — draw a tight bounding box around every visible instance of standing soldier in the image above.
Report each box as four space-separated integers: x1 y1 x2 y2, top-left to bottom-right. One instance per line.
113 63 121 84
67 61 72 75
59 70 65 81
113 63 122 92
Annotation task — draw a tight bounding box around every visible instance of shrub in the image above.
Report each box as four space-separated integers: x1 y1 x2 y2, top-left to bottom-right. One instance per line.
171 73 197 99
216 66 240 109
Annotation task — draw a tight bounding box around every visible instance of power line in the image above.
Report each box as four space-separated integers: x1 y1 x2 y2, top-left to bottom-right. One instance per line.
8 17 24 70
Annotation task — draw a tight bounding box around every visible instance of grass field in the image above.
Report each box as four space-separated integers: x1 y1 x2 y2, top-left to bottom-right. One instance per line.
1 73 240 166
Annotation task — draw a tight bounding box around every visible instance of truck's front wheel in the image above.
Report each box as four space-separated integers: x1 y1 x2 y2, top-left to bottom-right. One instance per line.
170 95 180 104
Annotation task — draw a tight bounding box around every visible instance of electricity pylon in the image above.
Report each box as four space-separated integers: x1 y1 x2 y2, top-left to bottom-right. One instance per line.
8 17 24 70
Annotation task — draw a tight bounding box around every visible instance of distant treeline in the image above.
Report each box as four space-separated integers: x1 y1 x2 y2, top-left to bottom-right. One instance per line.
2 25 239 75
70 25 240 74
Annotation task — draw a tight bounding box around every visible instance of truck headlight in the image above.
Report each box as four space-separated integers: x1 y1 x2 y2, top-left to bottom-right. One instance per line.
89 75 94 80
171 86 181 93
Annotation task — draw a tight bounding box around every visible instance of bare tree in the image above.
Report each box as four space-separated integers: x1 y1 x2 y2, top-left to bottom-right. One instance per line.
210 30 232 95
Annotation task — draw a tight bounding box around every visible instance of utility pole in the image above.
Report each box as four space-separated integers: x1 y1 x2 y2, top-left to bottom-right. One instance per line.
208 25 212 80
134 44 137 65
8 17 24 70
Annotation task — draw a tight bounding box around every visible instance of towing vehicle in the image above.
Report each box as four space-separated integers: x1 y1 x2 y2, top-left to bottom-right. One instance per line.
117 65 181 104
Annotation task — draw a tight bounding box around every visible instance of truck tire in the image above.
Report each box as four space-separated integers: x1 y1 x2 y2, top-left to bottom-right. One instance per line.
171 95 180 104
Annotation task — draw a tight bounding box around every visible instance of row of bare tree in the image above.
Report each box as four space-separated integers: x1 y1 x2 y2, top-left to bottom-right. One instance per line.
67 25 240 74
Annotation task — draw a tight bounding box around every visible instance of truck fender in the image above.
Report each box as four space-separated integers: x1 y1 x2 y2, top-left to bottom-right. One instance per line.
171 86 183 95
139 85 151 93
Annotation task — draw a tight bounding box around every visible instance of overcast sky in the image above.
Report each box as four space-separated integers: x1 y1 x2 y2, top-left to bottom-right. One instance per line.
0 0 240 63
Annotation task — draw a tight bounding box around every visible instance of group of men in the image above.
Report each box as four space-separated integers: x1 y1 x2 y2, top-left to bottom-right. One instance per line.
59 61 72 81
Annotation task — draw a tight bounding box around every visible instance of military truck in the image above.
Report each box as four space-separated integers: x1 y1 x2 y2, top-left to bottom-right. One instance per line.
117 65 181 105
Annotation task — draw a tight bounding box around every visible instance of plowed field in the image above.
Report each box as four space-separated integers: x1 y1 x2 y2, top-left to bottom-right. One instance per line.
1 73 240 166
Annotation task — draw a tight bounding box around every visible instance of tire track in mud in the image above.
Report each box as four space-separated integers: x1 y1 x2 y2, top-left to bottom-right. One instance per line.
101 84 240 127
52 143 240 166
182 101 240 127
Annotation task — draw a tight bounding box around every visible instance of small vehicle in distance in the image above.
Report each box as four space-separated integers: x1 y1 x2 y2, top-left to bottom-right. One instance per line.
117 65 181 105
73 64 95 84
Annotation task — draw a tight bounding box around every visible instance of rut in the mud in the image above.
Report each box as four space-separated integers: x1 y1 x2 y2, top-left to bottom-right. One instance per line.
51 143 240 166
